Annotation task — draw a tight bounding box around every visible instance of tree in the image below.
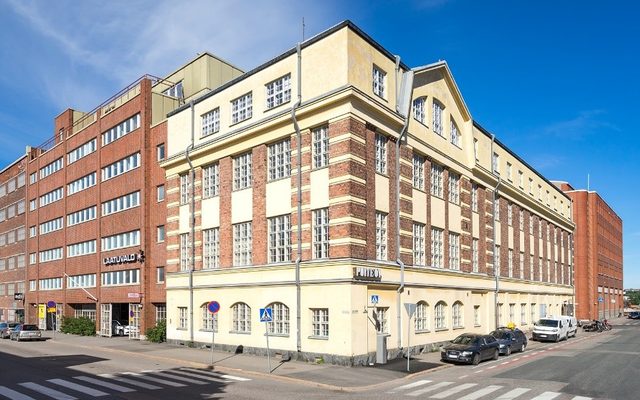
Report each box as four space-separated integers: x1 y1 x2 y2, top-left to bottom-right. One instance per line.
626 290 640 306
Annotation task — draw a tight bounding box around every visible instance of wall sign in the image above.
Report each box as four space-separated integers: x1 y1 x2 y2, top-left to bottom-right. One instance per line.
353 267 382 281
104 251 144 266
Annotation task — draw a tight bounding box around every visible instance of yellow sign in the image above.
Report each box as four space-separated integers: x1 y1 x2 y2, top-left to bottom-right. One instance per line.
38 304 45 319
47 308 57 313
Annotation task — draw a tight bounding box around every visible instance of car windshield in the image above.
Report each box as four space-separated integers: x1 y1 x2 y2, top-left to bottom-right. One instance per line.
451 335 476 345
22 325 38 331
490 330 511 339
537 319 559 327
9 323 19 328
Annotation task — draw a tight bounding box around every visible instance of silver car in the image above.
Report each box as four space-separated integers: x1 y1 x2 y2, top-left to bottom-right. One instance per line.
0 322 20 339
10 324 42 341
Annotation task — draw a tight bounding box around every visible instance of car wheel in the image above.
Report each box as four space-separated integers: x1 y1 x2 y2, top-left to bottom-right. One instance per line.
492 349 499 360
505 346 511 356
520 343 526 352
471 353 480 365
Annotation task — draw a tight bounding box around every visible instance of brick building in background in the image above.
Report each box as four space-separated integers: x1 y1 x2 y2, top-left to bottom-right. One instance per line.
23 54 242 336
554 182 623 320
0 155 28 323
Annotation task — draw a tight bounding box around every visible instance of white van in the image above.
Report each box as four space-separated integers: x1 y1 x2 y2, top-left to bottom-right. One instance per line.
532 316 569 342
560 315 578 338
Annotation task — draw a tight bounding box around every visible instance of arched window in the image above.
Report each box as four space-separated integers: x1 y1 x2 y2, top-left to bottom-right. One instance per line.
435 301 447 329
452 301 464 328
432 99 445 136
415 301 429 332
267 302 290 335
232 302 251 333
450 118 461 147
201 303 217 332
413 97 427 124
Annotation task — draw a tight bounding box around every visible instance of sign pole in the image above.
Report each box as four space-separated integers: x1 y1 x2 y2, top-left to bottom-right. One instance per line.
206 300 221 366
407 312 410 372
265 323 271 373
210 328 215 365
259 307 274 373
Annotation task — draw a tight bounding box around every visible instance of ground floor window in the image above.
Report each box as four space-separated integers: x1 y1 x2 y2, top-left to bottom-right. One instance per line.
452 302 463 328
415 301 429 331
375 307 389 333
435 302 447 329
474 305 480 326
267 302 290 335
73 304 96 321
311 308 329 338
178 307 188 329
232 302 251 333
201 304 218 332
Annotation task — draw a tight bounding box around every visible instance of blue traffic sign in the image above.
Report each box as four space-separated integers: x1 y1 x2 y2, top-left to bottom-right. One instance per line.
370 295 379 304
260 308 273 322
47 301 56 308
598 296 604 303
208 301 221 314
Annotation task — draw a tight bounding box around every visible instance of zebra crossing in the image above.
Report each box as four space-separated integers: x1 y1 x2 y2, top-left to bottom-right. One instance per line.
388 379 595 400
0 367 251 399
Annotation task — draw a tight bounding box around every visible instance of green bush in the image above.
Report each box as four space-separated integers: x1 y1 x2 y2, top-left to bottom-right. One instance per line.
146 320 166 343
60 316 96 336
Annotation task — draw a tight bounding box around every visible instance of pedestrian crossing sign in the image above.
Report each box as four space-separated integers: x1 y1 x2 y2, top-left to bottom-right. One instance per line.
260 308 273 322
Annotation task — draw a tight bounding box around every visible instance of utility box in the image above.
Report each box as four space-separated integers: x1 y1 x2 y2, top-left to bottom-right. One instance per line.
376 333 390 364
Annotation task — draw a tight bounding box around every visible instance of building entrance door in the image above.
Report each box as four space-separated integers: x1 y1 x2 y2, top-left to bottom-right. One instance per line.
129 303 141 340
100 304 112 337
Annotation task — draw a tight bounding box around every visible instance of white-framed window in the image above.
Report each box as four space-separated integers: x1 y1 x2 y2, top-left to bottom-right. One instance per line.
372 66 386 98
311 308 329 338
267 302 290 335
508 203 513 226
203 163 219 198
40 187 63 207
39 248 63 263
449 233 460 270
507 162 512 181
494 198 500 221
518 170 524 188
448 172 460 204
178 307 188 329
519 209 524 231
17 200 25 215
29 172 37 184
472 238 479 273
156 143 165 161
312 125 329 169
450 119 460 147
530 303 536 323
376 211 387 261
157 185 165 202
180 173 190 205
40 217 63 235
163 81 183 98
269 214 291 263
266 74 291 109
157 225 165 242
495 244 501 274
508 249 514 278
102 114 141 146
435 301 447 329
547 259 551 283
474 305 481 326
157 267 165 283
29 280 36 291
415 301 429 331
67 273 96 288
268 139 291 181
519 252 525 279
431 228 444 268
201 108 220 137
39 277 63 290
432 100 444 136
67 240 96 258
201 304 218 332
539 219 543 239
233 152 252 190
471 183 478 212
203 228 220 269
102 192 140 216
413 97 426 124
313 208 330 259
68 138 97 164
40 158 63 179
375 307 389 333
452 302 463 328
233 222 252 266
67 206 96 226
530 255 535 280
431 163 443 198
520 303 527 325
180 233 191 271
101 230 140 252
413 223 426 266
29 199 36 211
29 253 36 265
539 257 543 282
231 92 252 124
101 153 140 181
101 269 139 286
509 304 516 323
413 154 425 190
232 302 251 333
492 152 500 175
375 133 387 174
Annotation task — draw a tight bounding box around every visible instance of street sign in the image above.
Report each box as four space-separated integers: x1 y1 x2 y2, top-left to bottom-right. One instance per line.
208 301 221 314
404 303 417 317
598 296 604 303
260 308 273 322
47 301 56 308
14 293 24 301
47 308 56 313
370 294 379 304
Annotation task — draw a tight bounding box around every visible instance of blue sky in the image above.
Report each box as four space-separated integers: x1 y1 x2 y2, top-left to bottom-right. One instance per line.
1 1 637 287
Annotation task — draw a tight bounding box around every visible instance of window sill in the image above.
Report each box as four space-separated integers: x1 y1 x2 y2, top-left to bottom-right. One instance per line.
202 194 220 200
264 100 291 113
265 333 289 338
308 335 329 340
199 329 218 333
415 329 431 334
453 326 464 330
435 327 448 332
267 176 291 184
229 117 252 128
312 165 329 172
229 330 251 335
474 324 482 328
176 328 187 331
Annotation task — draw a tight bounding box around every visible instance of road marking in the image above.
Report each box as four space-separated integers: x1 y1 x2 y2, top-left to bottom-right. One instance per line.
47 379 109 397
570 397 592 400
98 374 161 390
456 385 502 400
165 369 228 383
501 362 509 365
488 365 497 369
121 372 186 387
73 376 136 393
18 382 77 400
522 355 530 358
145 371 208 385
180 368 252 382
530 392 561 400
474 370 484 373
407 381 453 397
0 386 36 400
513 358 521 361
458 375 468 380
219 374 251 382
429 383 477 399
494 388 531 399
388 380 432 392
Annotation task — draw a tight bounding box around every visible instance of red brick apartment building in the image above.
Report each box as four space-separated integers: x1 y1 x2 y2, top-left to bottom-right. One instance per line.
555 182 623 320
22 54 242 336
0 155 27 323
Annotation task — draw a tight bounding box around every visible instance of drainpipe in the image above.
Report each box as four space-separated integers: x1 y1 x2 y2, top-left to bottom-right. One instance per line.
491 134 502 330
291 43 302 354
185 100 196 343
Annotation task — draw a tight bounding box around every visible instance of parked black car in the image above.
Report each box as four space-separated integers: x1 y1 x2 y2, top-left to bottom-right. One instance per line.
441 333 500 365
490 328 528 355
628 311 640 319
